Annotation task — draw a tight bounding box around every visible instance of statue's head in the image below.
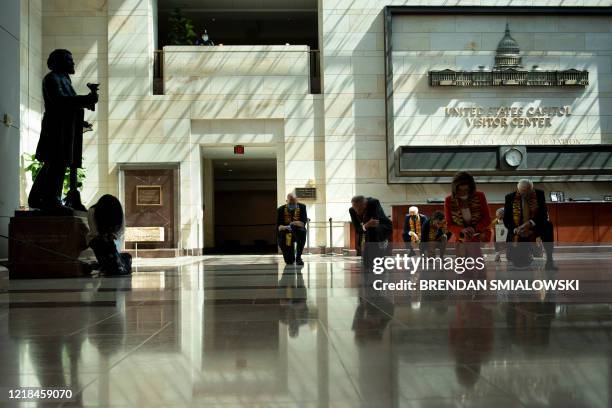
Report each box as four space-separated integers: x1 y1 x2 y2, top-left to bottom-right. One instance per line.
47 49 75 74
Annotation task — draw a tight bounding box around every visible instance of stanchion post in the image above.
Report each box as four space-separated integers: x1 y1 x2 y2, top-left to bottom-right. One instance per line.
305 218 312 255
328 217 333 255
135 242 138 273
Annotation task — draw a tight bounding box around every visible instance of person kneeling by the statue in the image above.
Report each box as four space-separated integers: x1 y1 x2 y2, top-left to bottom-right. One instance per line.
28 49 98 213
87 195 132 276
402 206 428 257
421 211 450 258
503 179 557 270
277 193 307 265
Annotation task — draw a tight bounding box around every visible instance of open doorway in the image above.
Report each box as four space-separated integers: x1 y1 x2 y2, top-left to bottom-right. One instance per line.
211 159 278 254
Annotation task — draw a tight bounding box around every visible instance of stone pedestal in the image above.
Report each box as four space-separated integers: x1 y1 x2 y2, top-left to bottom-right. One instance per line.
8 211 94 279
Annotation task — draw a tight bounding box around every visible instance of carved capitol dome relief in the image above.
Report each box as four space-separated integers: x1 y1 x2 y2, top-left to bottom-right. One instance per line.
428 23 588 87
494 23 522 69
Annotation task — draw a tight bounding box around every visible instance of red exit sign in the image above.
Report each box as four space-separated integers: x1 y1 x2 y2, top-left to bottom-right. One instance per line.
233 145 245 155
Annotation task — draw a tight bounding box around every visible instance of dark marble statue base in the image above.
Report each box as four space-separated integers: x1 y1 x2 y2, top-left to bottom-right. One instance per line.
8 210 95 279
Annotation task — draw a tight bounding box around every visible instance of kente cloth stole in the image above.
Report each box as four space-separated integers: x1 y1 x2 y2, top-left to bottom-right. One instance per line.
429 221 447 241
450 195 482 228
409 215 421 242
284 206 301 246
512 191 538 236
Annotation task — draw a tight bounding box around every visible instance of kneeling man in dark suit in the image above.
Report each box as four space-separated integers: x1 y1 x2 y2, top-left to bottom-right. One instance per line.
277 193 307 265
503 179 557 270
350 195 393 269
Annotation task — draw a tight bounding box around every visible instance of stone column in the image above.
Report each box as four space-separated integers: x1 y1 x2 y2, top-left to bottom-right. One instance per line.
0 0 21 258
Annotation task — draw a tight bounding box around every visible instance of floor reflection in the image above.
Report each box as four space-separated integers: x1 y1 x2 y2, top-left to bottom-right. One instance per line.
278 264 313 338
0 252 611 407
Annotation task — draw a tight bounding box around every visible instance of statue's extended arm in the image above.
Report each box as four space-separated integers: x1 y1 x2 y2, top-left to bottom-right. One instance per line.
44 74 98 110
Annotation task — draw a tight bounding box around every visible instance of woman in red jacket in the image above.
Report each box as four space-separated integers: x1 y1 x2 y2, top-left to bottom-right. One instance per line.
444 172 492 259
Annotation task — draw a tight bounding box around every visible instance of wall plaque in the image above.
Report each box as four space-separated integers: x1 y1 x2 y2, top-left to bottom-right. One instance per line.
136 185 162 206
125 226 165 242
295 187 316 200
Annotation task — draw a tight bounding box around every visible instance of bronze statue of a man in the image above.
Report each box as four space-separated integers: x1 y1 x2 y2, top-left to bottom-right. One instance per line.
28 49 98 213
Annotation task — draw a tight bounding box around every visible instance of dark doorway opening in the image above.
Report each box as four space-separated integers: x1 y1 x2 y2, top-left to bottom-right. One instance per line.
213 159 277 254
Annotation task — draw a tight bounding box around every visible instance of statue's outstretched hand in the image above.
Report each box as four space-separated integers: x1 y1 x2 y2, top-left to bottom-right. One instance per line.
85 83 100 111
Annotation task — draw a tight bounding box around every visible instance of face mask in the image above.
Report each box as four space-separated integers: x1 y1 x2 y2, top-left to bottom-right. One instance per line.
458 195 468 200
288 204 297 210
203 35 209 41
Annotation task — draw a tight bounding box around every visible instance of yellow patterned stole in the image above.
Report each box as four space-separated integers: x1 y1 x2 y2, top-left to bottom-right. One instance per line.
450 195 483 228
512 191 538 239
429 220 447 241
409 215 421 242
284 205 301 246
450 195 483 242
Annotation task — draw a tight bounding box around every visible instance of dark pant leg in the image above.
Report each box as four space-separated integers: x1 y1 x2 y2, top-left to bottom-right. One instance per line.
28 163 49 207
355 232 363 256
437 240 447 257
119 253 133 275
29 161 65 208
48 162 65 204
537 220 555 261
420 241 429 257
293 228 306 259
362 242 377 270
91 235 132 275
278 231 295 264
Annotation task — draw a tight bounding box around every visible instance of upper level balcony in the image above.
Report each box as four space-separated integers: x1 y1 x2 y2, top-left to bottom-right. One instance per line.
153 0 320 96
155 45 320 96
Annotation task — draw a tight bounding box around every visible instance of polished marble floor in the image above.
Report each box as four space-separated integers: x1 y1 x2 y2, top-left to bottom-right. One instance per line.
1 251 612 407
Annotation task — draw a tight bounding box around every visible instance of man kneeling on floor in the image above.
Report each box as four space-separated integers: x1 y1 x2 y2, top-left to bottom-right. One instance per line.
277 193 307 265
421 211 450 258
503 179 557 270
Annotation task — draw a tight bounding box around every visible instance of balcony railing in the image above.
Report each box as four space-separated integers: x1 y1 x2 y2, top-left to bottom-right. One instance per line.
153 50 164 95
153 47 321 96
309 49 321 94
